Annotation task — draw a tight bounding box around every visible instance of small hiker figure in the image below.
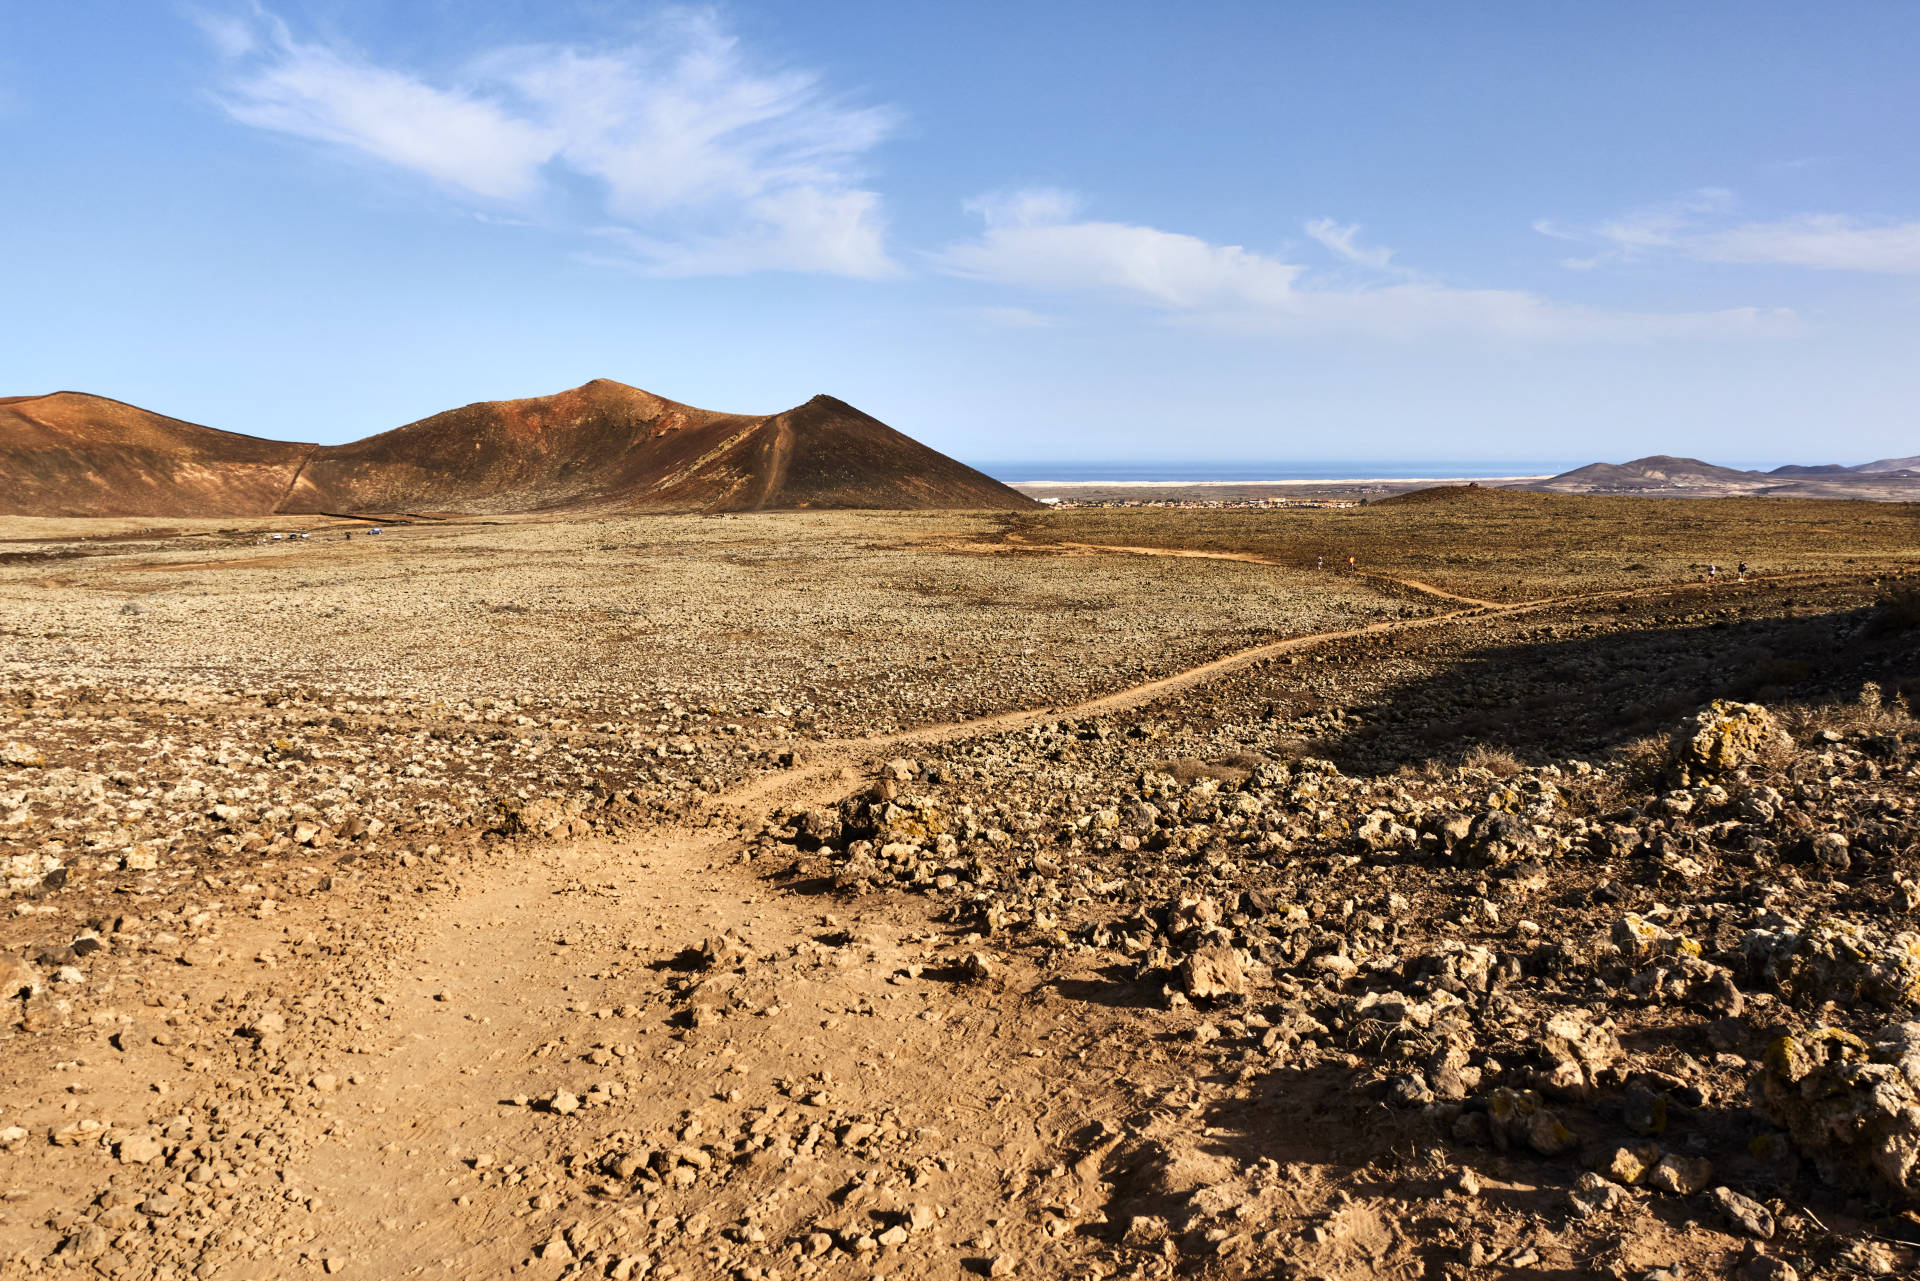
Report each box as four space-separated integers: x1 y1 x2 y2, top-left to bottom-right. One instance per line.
1737 561 1748 582
1707 563 1718 584
1316 555 1323 570
1347 556 1356 571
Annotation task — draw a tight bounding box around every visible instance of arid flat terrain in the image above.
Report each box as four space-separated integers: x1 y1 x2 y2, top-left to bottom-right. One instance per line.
5 497 1920 1280
1016 488 1920 603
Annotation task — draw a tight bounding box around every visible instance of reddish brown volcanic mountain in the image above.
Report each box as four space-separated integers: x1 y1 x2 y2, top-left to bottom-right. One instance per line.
0 392 313 518
0 381 1035 517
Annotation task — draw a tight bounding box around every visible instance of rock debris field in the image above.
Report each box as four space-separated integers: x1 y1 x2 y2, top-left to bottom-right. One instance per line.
2 502 1920 1281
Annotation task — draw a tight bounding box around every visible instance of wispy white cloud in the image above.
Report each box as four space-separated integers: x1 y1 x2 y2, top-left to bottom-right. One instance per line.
201 6 898 277
190 9 267 61
1540 189 1920 275
213 19 557 202
1303 218 1397 272
1700 216 1920 275
1534 189 1735 269
963 188 1083 229
973 305 1065 329
935 191 1788 341
585 187 892 278
938 191 1304 310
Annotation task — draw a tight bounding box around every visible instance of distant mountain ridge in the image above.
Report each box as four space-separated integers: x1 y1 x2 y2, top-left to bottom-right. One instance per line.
1527 452 1920 497
1540 455 1757 490
1854 455 1920 475
0 380 1036 517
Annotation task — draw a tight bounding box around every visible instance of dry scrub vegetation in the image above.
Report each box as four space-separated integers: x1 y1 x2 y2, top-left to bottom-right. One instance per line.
1018 489 1920 603
2 501 1919 1281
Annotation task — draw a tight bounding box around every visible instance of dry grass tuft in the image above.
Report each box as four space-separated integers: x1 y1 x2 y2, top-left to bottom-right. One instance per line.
1870 585 1920 636
1781 683 1917 739
1154 757 1254 785
1460 744 1523 778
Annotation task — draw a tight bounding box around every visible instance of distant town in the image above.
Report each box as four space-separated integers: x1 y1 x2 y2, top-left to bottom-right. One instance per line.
1034 495 1364 509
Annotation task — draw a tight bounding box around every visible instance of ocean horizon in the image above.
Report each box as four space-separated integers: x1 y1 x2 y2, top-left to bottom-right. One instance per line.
971 460 1584 484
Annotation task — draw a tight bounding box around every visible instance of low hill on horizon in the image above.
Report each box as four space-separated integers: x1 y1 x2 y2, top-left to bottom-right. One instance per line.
1372 483 1562 508
1532 455 1759 493
1852 454 1920 475
1524 453 1920 500
0 381 1035 517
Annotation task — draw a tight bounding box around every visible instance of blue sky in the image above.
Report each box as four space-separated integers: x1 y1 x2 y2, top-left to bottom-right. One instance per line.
3 2 1917 465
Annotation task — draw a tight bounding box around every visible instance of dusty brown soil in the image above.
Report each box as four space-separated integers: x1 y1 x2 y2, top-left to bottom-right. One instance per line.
1016 491 1920 604
3 502 1919 1281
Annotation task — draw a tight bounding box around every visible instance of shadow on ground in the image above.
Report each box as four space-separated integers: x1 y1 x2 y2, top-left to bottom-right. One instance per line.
1311 597 1920 774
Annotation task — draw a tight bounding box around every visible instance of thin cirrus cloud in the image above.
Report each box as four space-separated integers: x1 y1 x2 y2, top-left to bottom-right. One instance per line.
974 306 1065 329
1302 218 1399 273
1539 189 1920 276
934 190 1790 341
1705 217 1920 274
198 7 899 278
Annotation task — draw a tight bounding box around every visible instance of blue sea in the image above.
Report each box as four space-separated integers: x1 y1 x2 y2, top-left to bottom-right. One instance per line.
970 460 1584 483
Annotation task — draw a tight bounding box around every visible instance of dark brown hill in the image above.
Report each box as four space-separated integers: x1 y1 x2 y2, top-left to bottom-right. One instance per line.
753 394 1037 511
282 380 755 515
0 381 1035 517
0 392 312 518
1372 483 1555 508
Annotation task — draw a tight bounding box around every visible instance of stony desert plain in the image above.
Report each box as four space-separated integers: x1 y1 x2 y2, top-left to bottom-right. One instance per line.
5 491 1920 1281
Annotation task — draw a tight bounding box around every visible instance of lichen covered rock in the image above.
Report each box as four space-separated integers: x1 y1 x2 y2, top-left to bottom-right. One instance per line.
1743 917 1920 1012
1758 1023 1920 1203
0 741 45 768
1356 809 1417 853
1670 700 1787 782
1612 912 1703 963
1483 1086 1576 1155
1455 809 1547 868
492 793 592 838
1536 1009 1624 1097
872 796 949 844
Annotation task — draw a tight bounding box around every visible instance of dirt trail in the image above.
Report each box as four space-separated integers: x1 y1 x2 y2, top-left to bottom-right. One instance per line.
1366 575 1496 608
269 445 320 516
831 564 1880 759
252 562 1908 1277
1006 536 1504 609
1012 534 1889 615
751 418 795 511
23 559 1901 1278
248 569 1483 1273
287 759 1134 1277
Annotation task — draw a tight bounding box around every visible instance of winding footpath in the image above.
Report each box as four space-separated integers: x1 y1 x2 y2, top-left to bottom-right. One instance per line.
38 545 1903 1279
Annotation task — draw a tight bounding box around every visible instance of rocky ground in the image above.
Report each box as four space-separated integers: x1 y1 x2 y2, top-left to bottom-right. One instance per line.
1015 491 1920 604
1 506 1918 1280
0 513 1413 735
